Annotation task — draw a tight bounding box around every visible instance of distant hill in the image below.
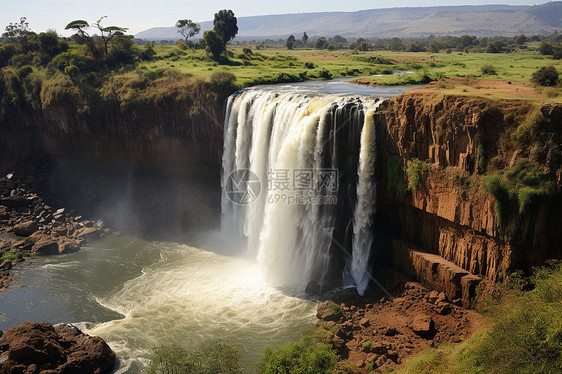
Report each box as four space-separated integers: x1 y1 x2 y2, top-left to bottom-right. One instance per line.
136 2 562 41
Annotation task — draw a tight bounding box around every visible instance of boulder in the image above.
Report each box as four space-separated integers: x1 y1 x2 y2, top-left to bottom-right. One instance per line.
317 300 343 322
32 238 59 255
410 314 435 337
0 321 115 374
57 238 80 254
13 221 38 237
76 227 102 242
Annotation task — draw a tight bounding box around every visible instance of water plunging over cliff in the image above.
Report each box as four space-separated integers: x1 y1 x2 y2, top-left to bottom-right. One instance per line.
222 86 381 294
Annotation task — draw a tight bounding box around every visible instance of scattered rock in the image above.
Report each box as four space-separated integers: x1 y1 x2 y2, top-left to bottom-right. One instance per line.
13 220 38 237
75 227 102 242
383 327 400 336
436 292 447 304
428 290 439 303
435 302 453 315
31 238 59 255
0 321 115 374
410 314 435 337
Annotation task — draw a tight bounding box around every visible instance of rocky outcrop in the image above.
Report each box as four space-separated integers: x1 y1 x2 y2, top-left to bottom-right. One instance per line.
0 321 115 374
318 277 478 373
375 94 562 282
391 239 481 307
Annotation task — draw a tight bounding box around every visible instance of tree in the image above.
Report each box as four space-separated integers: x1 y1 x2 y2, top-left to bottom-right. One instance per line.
314 37 328 49
65 17 128 59
3 17 35 51
332 35 347 44
213 9 238 43
302 32 308 47
531 66 559 86
515 34 527 45
65 20 100 58
538 42 554 55
388 37 404 51
175 19 200 43
286 35 296 50
38 30 68 57
204 30 225 60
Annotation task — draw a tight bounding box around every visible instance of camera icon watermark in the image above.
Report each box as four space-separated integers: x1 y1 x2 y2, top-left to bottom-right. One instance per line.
225 168 339 206
224 168 262 205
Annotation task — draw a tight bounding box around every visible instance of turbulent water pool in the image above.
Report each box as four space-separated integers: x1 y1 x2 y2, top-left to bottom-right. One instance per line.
0 232 317 372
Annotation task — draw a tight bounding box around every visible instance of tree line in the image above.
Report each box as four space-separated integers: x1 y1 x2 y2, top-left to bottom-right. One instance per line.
277 33 561 57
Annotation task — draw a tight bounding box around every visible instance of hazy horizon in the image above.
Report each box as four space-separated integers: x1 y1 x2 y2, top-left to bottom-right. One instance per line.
1 1 546 36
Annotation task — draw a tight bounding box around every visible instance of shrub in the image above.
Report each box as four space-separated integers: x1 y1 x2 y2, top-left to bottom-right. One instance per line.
1 252 20 262
147 342 242 374
318 69 332 79
304 62 315 69
538 42 554 55
17 65 33 79
480 64 497 75
255 333 338 374
406 158 430 191
484 173 511 224
209 71 237 102
531 66 559 86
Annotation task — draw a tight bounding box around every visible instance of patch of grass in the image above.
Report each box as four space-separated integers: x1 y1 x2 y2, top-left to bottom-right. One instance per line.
0 252 20 262
484 158 555 223
147 342 243 374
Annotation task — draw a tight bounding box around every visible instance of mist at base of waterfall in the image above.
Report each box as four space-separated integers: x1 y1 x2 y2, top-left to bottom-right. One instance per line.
0 232 316 373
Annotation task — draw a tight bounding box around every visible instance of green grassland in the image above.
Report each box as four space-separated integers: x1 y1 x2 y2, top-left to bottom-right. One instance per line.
137 44 561 89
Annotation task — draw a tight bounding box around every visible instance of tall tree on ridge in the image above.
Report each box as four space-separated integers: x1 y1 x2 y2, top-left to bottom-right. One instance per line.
213 9 238 43
176 19 201 43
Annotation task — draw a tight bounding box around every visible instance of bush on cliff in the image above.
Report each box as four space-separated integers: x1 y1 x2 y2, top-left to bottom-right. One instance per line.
255 332 338 374
209 71 237 103
406 158 430 191
147 342 242 374
484 159 554 223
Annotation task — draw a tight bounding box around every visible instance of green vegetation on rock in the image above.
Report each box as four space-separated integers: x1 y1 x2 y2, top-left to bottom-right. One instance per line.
147 342 243 374
255 332 338 374
406 158 431 191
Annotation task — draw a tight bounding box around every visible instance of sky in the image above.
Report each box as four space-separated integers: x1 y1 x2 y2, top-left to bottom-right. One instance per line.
1 0 544 35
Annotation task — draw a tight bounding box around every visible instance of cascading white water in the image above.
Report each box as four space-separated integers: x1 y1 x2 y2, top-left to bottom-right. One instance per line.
351 107 379 294
222 87 381 294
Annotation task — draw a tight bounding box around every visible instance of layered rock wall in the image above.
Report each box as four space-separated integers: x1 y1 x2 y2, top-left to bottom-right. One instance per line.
375 93 562 282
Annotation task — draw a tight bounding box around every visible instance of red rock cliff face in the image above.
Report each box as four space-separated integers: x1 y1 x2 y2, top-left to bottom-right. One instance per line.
375 93 562 282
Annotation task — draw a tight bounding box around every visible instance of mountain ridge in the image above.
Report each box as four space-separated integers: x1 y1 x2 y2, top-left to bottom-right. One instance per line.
135 2 562 41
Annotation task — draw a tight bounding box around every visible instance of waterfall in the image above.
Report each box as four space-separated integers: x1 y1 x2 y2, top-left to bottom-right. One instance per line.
221 87 380 294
